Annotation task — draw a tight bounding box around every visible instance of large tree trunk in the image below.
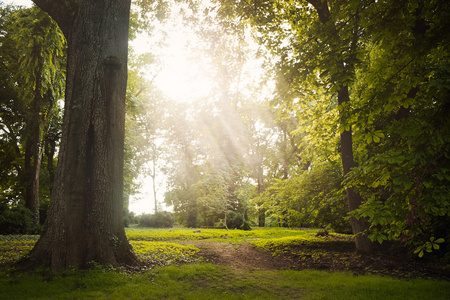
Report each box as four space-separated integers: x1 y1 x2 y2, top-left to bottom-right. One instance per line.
21 0 138 271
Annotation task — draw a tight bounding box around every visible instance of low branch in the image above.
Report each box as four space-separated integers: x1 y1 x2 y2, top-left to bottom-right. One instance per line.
32 0 79 36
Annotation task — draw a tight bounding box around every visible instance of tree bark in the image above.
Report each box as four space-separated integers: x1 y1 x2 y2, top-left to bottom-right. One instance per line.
24 43 45 226
338 86 373 254
20 0 138 271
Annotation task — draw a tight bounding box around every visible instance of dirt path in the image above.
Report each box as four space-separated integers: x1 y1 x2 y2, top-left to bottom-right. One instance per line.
186 241 290 272
183 240 449 280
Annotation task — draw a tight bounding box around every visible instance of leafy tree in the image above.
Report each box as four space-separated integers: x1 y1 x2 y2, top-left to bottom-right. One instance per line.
124 48 167 220
215 0 449 256
163 102 202 227
345 0 450 255
0 5 64 228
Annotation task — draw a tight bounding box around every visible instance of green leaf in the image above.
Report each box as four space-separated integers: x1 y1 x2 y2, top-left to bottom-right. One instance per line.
393 175 412 189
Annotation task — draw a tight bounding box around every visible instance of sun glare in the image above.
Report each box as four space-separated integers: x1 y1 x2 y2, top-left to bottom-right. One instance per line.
4 0 32 7
155 32 214 102
128 8 273 215
131 18 214 103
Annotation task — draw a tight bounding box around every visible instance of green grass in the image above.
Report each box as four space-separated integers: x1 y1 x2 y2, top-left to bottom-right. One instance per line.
1 263 449 299
0 228 449 299
125 227 319 243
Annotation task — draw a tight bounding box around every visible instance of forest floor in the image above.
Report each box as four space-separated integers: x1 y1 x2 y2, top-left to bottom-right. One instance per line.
185 236 449 280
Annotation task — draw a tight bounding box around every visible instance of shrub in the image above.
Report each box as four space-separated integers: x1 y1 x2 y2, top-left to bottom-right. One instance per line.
226 211 251 230
137 211 174 228
0 204 37 234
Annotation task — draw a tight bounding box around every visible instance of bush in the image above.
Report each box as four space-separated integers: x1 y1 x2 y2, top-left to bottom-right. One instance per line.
226 211 251 230
123 210 136 227
0 204 38 234
137 211 174 228
315 193 353 234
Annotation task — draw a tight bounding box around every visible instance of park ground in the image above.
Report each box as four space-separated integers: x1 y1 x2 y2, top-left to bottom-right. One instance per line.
0 228 449 299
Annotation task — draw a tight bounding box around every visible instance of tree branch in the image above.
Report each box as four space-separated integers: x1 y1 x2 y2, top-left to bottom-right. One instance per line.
306 0 331 24
32 0 79 37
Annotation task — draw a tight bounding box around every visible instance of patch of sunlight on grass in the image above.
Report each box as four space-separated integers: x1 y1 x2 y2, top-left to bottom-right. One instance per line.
125 227 321 243
130 241 201 264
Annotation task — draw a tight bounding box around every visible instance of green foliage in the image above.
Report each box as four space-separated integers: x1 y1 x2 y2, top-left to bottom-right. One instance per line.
136 211 174 228
413 237 445 258
0 203 37 234
226 211 251 230
165 187 199 227
211 0 450 257
0 5 65 225
257 162 351 233
346 0 450 254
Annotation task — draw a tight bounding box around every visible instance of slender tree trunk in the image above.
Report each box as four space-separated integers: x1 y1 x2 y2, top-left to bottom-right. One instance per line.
24 126 40 226
150 144 157 213
306 0 373 254
338 86 373 254
25 45 45 226
45 136 56 186
257 171 265 227
280 124 289 180
21 0 138 271
152 170 157 213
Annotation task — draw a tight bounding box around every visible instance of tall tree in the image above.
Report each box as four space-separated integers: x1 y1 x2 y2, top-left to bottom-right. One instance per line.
0 5 65 228
20 0 138 271
216 0 374 253
305 0 373 254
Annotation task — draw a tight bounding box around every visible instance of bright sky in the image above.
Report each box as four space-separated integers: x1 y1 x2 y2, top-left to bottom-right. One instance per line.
2 0 31 6
131 26 214 102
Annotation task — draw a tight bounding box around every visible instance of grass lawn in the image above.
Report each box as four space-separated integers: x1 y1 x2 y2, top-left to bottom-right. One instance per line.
0 228 449 299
